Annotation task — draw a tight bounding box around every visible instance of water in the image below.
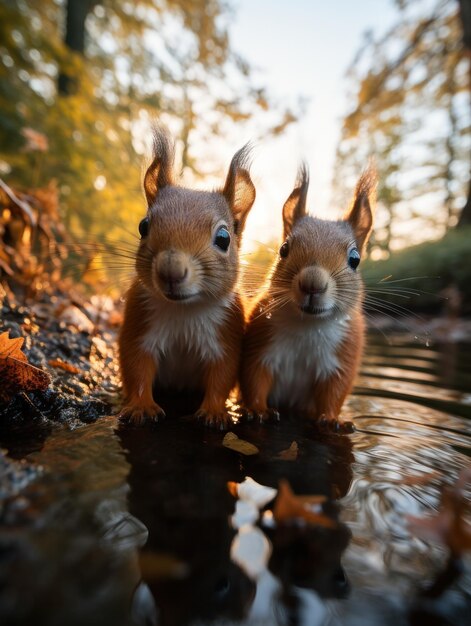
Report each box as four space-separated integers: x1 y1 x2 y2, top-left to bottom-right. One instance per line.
1 333 470 626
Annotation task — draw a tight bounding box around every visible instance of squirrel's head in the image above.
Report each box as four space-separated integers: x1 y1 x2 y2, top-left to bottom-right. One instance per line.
269 165 376 320
135 125 256 304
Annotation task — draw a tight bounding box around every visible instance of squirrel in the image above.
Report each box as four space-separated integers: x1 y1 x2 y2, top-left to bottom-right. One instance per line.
240 164 376 433
118 126 256 428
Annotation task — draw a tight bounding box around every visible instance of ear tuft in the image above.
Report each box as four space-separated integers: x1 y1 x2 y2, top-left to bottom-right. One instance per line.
282 163 309 239
223 143 256 237
344 165 377 251
143 123 175 206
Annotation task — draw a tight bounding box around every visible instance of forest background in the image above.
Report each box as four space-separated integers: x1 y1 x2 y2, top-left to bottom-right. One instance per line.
1 0 470 314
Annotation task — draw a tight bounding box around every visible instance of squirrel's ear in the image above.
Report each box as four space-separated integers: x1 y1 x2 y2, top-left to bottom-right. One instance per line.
223 143 256 237
143 124 175 205
344 167 376 251
282 164 309 239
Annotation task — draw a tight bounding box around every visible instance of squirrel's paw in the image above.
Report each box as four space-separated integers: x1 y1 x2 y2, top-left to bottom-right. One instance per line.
195 408 232 431
118 402 166 426
243 407 280 424
317 414 355 434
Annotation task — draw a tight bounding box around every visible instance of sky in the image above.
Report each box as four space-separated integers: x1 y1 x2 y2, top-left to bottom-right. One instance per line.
228 0 398 248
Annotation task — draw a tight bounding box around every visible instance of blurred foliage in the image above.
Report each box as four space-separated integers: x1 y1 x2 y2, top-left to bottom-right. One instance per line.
333 0 470 255
362 226 471 313
239 241 277 299
0 0 297 276
0 176 83 299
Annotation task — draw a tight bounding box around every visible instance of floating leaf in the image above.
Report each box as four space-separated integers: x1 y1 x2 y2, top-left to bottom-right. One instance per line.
273 480 334 528
277 441 299 461
0 331 51 402
222 432 259 456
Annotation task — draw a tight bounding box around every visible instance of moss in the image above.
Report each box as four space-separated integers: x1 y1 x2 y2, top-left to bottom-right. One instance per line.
362 227 471 314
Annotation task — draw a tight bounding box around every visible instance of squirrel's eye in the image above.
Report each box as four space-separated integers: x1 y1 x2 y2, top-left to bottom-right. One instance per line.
348 248 360 270
280 241 289 258
139 217 149 238
214 226 230 252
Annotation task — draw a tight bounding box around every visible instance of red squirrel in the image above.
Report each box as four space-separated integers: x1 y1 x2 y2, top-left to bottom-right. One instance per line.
240 165 376 433
119 126 255 428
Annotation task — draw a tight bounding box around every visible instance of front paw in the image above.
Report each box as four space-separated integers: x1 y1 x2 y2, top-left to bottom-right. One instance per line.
195 408 232 431
317 414 355 434
243 407 280 424
118 402 166 426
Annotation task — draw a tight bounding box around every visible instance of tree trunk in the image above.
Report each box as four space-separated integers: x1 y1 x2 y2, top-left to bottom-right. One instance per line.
58 0 97 95
457 0 471 227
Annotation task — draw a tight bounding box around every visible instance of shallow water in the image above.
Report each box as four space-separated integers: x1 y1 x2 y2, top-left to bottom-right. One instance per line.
1 333 471 626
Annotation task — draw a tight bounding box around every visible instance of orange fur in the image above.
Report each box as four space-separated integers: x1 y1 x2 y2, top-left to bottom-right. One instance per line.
119 125 255 428
240 165 376 432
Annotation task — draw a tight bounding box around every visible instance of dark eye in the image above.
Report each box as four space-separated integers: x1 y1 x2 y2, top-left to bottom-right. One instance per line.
348 248 360 270
214 226 230 252
280 241 289 258
139 216 149 238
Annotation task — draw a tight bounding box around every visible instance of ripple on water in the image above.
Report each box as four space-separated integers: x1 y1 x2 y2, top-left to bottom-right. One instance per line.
334 339 471 624
1 335 470 626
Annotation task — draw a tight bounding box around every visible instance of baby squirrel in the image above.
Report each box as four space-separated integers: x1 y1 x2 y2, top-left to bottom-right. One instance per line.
119 126 255 428
240 165 376 432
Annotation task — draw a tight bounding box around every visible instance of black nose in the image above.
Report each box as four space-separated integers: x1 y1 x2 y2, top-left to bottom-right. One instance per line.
298 280 328 296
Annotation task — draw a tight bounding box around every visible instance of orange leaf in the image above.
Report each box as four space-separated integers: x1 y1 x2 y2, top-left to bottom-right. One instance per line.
48 358 80 374
0 331 51 402
276 441 299 461
273 480 334 528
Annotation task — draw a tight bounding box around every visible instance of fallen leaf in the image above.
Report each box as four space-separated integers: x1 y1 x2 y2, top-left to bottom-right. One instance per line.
277 441 299 461
273 479 334 528
48 358 80 374
407 468 471 557
0 331 51 402
222 432 259 456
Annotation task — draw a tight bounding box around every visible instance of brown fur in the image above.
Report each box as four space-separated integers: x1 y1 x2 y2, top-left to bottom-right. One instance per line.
119 125 255 427
240 166 376 431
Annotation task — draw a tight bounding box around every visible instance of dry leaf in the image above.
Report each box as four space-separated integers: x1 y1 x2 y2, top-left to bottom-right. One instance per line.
48 358 80 374
222 432 259 456
0 331 51 402
273 479 334 528
277 441 299 461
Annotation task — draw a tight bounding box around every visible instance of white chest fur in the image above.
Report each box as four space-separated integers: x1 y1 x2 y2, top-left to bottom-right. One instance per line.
262 311 350 408
141 296 232 390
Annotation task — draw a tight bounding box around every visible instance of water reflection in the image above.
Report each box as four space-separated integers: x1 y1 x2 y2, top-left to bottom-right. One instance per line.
118 407 354 626
0 336 470 625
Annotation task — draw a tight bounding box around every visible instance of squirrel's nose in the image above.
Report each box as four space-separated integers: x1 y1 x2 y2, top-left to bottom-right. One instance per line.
156 250 188 286
158 266 188 285
298 279 328 296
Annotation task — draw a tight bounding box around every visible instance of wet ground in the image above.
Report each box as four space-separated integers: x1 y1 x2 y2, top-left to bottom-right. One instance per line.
0 327 471 626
